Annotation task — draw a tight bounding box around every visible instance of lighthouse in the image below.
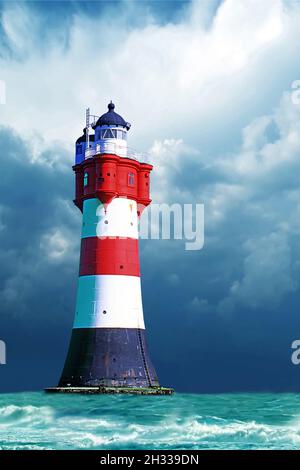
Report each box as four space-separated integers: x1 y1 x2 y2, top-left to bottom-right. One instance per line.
46 102 173 395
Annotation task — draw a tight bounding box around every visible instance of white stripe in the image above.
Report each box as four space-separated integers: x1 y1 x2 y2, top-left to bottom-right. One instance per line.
81 198 138 239
73 275 145 329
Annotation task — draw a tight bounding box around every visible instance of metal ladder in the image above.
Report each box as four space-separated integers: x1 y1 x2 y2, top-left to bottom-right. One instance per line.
137 329 152 387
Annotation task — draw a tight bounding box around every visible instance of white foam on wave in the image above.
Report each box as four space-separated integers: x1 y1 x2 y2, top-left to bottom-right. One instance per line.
74 430 141 448
1 402 300 449
0 405 54 427
115 417 300 449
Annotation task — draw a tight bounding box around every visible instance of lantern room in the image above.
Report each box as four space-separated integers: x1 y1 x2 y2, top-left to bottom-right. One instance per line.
93 101 131 158
73 102 152 211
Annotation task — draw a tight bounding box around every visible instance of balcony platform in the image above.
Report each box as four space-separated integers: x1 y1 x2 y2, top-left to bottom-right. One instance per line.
45 386 174 395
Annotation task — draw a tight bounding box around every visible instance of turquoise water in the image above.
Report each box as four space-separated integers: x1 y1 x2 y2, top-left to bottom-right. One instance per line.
1 392 300 449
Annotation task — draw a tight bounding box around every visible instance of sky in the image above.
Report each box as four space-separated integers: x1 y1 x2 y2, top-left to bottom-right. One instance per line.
1 0 300 393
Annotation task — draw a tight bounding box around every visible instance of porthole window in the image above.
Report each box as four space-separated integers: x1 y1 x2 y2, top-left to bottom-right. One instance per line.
84 172 89 187
103 310 107 314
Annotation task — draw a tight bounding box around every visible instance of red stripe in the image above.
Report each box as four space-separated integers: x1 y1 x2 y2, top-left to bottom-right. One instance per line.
79 237 140 277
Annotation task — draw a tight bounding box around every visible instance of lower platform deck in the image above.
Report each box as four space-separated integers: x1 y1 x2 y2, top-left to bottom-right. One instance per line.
45 386 174 395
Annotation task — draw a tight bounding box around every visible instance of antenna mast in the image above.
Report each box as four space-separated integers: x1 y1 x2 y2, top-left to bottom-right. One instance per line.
86 108 90 150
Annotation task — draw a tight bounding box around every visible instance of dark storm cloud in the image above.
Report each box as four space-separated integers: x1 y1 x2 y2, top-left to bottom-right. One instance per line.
0 127 81 390
139 91 300 392
0 117 300 393
0 129 75 237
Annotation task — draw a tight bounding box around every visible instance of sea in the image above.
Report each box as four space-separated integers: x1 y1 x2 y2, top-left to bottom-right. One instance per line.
0 392 300 450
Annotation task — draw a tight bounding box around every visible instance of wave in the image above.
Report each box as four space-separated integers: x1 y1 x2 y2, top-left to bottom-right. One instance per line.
119 418 300 449
0 393 300 449
0 405 54 426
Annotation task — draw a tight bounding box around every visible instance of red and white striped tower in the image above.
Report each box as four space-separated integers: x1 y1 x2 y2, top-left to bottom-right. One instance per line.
47 102 172 394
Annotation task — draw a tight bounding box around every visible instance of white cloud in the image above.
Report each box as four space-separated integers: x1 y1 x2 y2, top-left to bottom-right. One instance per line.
214 91 300 312
0 0 290 155
40 229 71 261
218 231 297 312
222 92 300 179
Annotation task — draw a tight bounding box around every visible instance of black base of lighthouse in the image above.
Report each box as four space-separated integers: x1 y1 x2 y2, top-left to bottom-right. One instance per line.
56 328 162 389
